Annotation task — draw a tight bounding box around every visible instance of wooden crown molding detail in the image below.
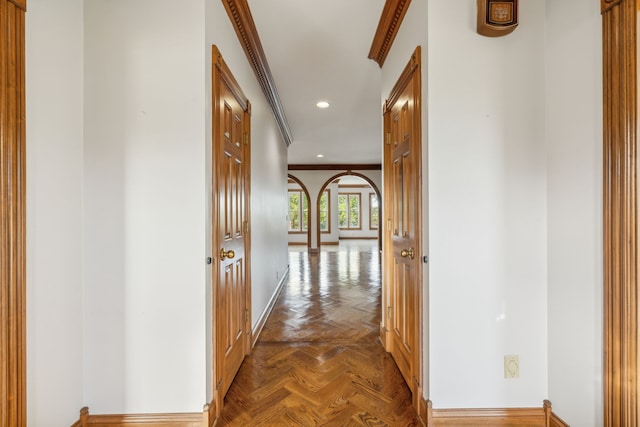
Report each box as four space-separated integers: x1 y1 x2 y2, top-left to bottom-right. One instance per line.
288 164 381 171
1 1 27 425
221 0 293 147
368 0 412 68
602 1 638 426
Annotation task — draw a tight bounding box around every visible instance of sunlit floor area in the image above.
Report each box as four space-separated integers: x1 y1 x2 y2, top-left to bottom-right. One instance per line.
218 239 418 426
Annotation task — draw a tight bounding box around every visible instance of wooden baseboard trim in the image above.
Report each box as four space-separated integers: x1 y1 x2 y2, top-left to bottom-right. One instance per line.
88 414 203 426
320 241 339 245
71 407 89 427
339 236 378 240
550 412 570 427
203 402 215 427
72 407 211 427
251 267 290 347
421 399 569 426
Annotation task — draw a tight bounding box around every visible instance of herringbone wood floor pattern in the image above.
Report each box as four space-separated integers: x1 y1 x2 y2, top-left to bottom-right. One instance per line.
218 244 419 426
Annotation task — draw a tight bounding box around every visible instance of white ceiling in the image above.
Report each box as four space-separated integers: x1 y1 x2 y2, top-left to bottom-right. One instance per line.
248 0 386 165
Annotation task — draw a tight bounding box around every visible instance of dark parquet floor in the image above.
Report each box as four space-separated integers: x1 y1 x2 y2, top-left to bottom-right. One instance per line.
217 242 419 426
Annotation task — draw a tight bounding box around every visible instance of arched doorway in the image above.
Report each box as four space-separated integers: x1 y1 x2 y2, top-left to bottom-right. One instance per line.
316 171 382 253
287 174 312 251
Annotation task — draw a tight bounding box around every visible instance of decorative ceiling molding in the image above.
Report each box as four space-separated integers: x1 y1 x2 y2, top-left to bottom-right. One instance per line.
368 0 412 68
221 0 293 147
288 164 382 171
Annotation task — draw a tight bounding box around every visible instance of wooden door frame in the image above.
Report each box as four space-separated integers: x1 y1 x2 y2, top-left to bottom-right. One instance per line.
381 46 423 411
211 44 252 417
602 0 638 425
287 174 312 250
1 0 27 425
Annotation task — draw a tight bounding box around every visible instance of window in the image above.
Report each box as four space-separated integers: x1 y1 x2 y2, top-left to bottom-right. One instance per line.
288 190 308 232
338 193 361 229
319 190 330 233
369 193 379 230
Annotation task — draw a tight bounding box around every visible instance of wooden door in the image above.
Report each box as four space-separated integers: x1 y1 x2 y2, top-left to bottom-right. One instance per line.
382 47 422 407
212 46 251 414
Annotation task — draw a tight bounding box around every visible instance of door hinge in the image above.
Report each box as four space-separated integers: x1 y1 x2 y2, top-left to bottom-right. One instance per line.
387 306 392 320
387 219 392 232
244 133 249 145
244 309 249 322
244 220 249 233
385 132 391 145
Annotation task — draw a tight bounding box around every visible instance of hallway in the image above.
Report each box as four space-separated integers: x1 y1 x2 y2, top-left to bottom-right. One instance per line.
218 241 419 426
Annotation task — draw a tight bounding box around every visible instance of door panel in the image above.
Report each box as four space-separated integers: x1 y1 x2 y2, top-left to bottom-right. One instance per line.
382 47 423 407
212 45 251 415
389 96 417 388
217 81 247 400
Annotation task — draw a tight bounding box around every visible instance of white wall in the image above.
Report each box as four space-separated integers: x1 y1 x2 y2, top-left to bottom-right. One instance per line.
384 0 548 407
25 0 290 417
545 1 602 425
26 0 85 425
83 0 207 413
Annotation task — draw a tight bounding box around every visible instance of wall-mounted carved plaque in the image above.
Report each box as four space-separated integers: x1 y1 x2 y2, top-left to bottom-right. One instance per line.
477 0 518 37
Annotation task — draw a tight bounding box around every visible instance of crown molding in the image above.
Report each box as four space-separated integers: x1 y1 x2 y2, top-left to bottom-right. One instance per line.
221 0 293 146
368 0 412 67
288 164 381 171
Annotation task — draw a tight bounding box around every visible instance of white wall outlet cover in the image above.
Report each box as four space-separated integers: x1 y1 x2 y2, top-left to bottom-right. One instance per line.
504 355 519 379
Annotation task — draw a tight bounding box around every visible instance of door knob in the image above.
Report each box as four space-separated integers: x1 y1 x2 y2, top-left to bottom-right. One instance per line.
400 248 415 259
220 248 235 260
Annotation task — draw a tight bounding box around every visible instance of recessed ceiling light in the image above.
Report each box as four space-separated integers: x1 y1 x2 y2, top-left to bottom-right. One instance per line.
316 154 324 158
316 101 330 109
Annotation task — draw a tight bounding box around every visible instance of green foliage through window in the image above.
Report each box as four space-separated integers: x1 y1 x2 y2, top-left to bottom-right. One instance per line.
288 190 308 232
370 193 379 229
338 193 360 229
319 190 329 232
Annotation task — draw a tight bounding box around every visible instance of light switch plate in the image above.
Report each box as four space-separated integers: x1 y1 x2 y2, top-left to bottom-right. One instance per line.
504 355 519 379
